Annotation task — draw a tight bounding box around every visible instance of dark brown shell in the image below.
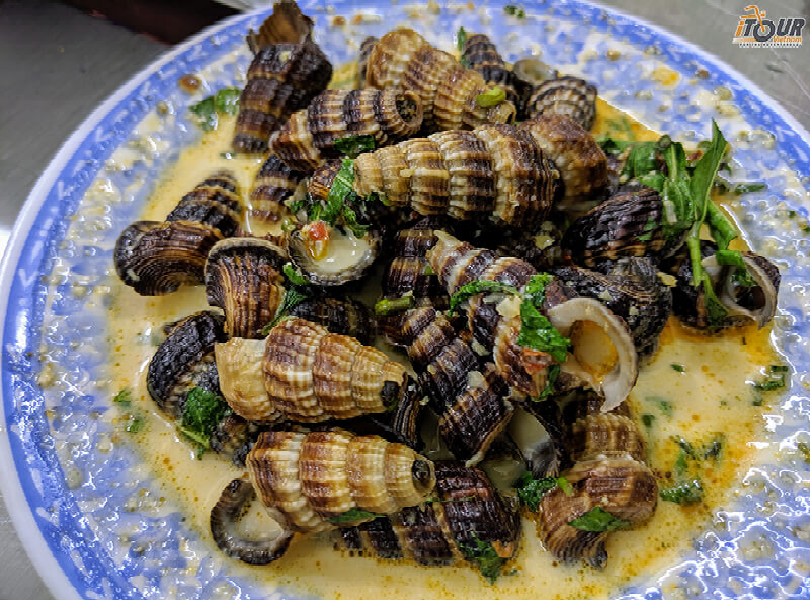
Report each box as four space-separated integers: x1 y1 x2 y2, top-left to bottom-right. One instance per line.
461 33 518 105
114 220 224 296
526 76 597 131
233 42 333 153
204 237 288 339
356 36 378 88
288 293 376 345
210 414 263 467
511 58 559 117
670 243 780 331
249 154 307 225
246 0 313 52
335 463 520 572
403 306 513 465
166 172 242 236
518 114 607 203
146 311 227 418
270 89 424 170
554 257 673 356
562 186 683 270
210 478 294 565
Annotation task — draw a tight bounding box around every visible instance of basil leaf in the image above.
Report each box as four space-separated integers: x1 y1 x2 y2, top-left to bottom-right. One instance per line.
334 135 376 158
113 388 132 407
283 263 309 286
214 87 241 115
515 301 570 363
458 534 507 583
734 183 766 195
660 480 703 504
515 472 559 511
715 249 755 287
375 295 415 316
448 280 518 315
568 507 629 532
261 288 309 335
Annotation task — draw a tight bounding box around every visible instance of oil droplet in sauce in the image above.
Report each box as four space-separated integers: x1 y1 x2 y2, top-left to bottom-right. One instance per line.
105 99 780 600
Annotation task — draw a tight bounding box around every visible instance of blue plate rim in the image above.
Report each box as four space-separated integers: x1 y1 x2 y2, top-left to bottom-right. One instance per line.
0 3 807 600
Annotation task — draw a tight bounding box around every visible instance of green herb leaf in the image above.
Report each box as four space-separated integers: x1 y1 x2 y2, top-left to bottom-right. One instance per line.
716 249 755 287
334 134 376 158
457 26 467 52
126 414 145 433
568 507 629 532
522 273 553 307
670 363 684 373
448 280 518 315
674 448 688 477
283 263 309 286
261 288 309 335
557 476 573 497
753 365 788 391
113 388 132 407
702 433 725 460
734 183 767 195
458 533 507 584
660 480 703 504
706 202 740 250
341 204 371 238
797 442 810 464
515 301 570 363
327 508 382 524
646 395 672 416
375 295 415 316
516 472 560 511
178 387 232 453
624 143 659 180
214 87 241 115
641 413 656 428
475 86 507 108
189 95 218 131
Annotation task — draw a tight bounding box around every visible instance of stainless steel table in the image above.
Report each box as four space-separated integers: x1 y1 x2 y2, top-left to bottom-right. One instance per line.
0 0 808 598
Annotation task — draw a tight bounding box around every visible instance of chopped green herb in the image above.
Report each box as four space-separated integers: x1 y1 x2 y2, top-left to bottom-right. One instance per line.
568 507 629 532
671 363 684 373
189 95 217 130
327 508 382 523
797 442 810 464
126 414 145 433
177 387 232 453
515 300 570 363
515 472 570 511
533 363 560 401
702 433 725 460
522 273 553 307
334 134 376 158
716 249 755 287
646 396 673 416
458 533 507 583
641 413 655 428
733 183 767 195
503 4 525 18
113 388 132 407
672 435 698 459
660 480 703 504
423 264 435 276
475 87 507 108
448 280 518 315
457 26 467 54
753 365 788 391
214 87 241 115
374 295 415 316
261 288 309 335
673 449 688 477
283 263 309 286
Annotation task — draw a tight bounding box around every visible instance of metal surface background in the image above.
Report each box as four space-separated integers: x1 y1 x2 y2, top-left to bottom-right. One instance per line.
0 0 807 598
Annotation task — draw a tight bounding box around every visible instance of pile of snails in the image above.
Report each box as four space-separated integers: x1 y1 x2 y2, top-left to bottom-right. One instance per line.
114 1 781 582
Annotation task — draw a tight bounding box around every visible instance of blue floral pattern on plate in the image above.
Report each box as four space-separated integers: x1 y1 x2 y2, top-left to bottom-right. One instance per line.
1 2 809 599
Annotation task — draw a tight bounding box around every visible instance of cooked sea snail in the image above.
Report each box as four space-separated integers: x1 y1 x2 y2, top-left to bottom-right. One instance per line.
351 123 559 229
669 243 780 330
538 401 657 568
114 172 241 295
402 306 514 465
211 431 435 564
288 292 376 345
563 185 683 269
270 88 424 170
336 462 520 576
461 33 518 105
366 29 516 132
215 317 418 423
554 257 673 356
355 36 379 88
525 76 598 131
233 41 333 153
249 430 434 532
246 0 313 52
426 232 638 409
510 58 559 117
248 154 307 227
147 311 227 418
205 237 288 339
517 114 607 203
377 218 450 346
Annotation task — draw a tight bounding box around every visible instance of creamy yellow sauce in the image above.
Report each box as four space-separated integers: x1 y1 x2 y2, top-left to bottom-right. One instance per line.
106 99 780 600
